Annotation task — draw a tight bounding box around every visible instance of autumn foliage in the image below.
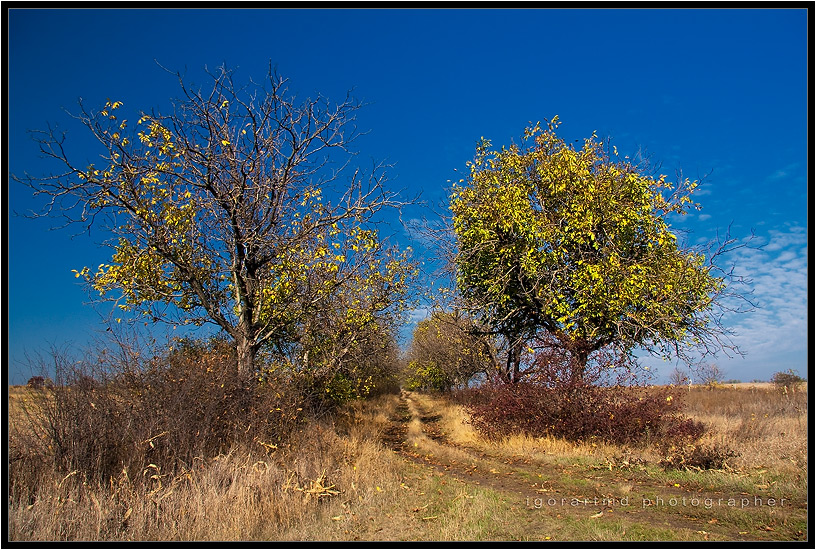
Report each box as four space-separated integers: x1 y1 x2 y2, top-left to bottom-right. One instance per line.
449 117 740 382
20 65 416 376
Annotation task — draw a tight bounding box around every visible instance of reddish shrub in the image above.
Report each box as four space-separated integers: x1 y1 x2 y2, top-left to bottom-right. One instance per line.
462 380 705 447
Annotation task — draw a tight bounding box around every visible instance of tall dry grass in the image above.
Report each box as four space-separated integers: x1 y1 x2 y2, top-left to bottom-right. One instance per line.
682 384 807 473
7 336 411 542
8 366 807 542
413 392 626 463
8 393 406 541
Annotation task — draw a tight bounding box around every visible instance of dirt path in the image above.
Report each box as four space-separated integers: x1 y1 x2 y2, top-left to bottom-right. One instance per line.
380 391 805 542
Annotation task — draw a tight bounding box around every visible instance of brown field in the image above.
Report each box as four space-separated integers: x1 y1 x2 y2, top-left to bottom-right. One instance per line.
7 382 808 541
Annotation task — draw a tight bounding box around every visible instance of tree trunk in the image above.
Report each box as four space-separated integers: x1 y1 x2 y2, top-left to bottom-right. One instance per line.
511 340 522 383
504 340 523 384
571 348 588 385
236 337 259 378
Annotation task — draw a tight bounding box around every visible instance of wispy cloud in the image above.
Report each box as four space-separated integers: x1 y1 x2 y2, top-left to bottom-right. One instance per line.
715 225 808 376
766 162 801 182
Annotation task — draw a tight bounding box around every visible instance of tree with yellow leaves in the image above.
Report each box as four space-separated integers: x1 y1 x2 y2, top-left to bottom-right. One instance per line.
404 310 495 392
449 117 751 383
18 64 416 377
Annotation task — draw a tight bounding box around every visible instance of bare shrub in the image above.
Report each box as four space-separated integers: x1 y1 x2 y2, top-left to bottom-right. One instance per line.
694 362 724 386
460 347 705 447
26 376 52 389
8 335 310 501
8 392 405 541
659 443 739 471
771 369 805 389
667 367 689 386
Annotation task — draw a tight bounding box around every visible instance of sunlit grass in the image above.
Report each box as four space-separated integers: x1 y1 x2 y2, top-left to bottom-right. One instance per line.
8 382 807 541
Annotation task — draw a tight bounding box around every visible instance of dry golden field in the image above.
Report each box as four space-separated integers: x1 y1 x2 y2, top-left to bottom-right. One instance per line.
7 382 808 541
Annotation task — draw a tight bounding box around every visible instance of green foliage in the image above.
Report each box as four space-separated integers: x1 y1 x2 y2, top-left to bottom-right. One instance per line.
449 117 727 372
324 372 357 405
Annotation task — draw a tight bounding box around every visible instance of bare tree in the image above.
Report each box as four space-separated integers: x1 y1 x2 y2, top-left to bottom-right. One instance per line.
694 363 724 385
668 367 689 386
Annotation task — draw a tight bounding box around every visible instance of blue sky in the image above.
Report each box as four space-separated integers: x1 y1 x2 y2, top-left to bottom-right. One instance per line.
6 8 809 384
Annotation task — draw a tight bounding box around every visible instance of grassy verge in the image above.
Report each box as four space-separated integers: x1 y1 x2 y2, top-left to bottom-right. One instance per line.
408 386 807 542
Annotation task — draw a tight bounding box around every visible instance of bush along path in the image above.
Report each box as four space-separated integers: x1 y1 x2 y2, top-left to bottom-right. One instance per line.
379 392 807 542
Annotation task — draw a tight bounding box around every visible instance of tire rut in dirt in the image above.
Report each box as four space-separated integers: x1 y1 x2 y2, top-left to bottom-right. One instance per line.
408 398 446 443
381 393 411 452
419 414 446 443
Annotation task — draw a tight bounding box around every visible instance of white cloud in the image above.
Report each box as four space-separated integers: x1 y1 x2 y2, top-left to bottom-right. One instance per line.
762 225 807 252
406 307 430 325
711 225 808 379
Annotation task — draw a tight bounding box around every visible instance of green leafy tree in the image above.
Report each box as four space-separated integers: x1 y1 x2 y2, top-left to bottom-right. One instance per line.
304 317 403 404
17 65 415 376
449 117 748 383
404 362 451 393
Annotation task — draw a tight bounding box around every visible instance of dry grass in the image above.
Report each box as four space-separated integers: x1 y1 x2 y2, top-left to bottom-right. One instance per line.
8 393 406 541
413 392 626 463
8 391 545 541
418 384 808 477
682 384 807 473
8 382 807 541
402 394 476 465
